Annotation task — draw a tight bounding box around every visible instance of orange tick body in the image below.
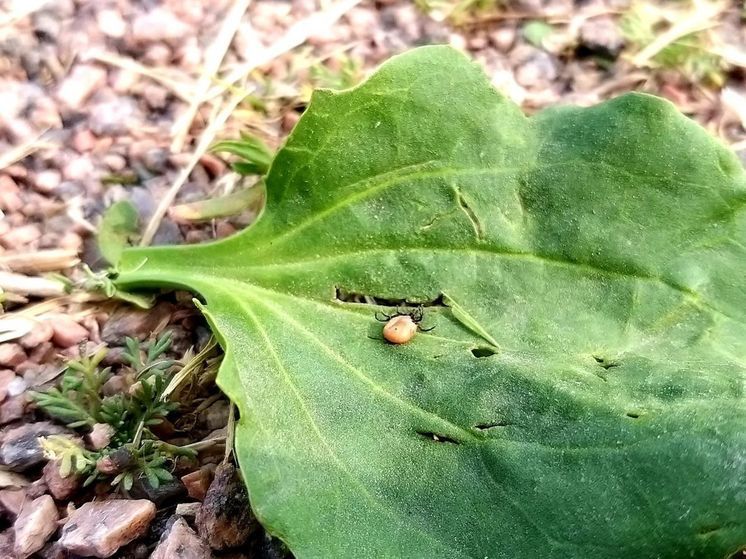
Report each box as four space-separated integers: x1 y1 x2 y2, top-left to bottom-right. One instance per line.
375 306 434 344
382 315 418 344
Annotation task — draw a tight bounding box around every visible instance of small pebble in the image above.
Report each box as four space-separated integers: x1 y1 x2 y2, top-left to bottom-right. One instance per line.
6 376 27 398
56 64 107 110
97 8 127 38
0 175 23 213
0 224 42 250
579 16 625 59
62 156 95 181
87 423 115 450
489 27 516 51
0 488 27 519
43 459 81 501
19 320 54 349
58 499 156 557
49 315 89 348
132 8 191 44
0 370 16 402
71 129 96 152
0 395 27 425
151 517 214 559
196 463 259 550
201 400 230 431
0 344 26 368
0 422 66 472
515 49 559 89
29 341 56 364
89 98 139 136
13 495 58 558
32 170 61 194
181 466 214 501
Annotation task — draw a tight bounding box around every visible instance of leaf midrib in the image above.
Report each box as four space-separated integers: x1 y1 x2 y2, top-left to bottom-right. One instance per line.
185 243 738 324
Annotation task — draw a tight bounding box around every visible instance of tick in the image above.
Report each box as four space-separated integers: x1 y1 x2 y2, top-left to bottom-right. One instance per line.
375 307 434 344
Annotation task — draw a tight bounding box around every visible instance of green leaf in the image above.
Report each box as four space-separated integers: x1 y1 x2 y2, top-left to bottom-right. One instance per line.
123 472 134 491
145 468 160 489
154 467 172 481
169 184 265 223
212 133 274 176
114 46 746 558
98 200 139 265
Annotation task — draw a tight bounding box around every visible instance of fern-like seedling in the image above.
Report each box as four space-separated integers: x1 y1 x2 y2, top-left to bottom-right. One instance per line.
33 332 198 492
32 347 109 428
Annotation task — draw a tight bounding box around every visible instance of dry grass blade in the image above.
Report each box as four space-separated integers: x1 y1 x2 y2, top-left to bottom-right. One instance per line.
171 0 253 153
0 0 51 27
6 292 96 318
168 182 264 223
205 0 362 101
630 1 726 67
0 271 66 297
88 50 196 103
162 336 218 400
0 316 35 343
140 87 252 246
142 0 362 246
0 129 56 170
0 249 79 274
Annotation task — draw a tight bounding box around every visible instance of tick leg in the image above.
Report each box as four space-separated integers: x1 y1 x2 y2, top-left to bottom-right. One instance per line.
375 311 391 322
412 306 424 322
419 325 435 332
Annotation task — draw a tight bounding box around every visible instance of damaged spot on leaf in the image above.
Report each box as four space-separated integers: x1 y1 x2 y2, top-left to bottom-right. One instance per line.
471 346 498 358
453 185 485 241
334 287 446 308
593 355 619 370
416 431 461 445
474 421 512 430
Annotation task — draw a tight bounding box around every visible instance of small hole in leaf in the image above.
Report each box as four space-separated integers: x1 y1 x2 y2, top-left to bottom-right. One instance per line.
625 412 640 419
593 355 619 370
471 347 497 358
474 421 511 430
334 286 445 307
416 431 460 445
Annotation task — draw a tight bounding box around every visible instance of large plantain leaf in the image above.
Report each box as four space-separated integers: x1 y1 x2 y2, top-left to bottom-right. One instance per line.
115 46 746 558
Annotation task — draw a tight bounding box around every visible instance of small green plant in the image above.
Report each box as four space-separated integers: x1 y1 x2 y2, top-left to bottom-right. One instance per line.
620 1 726 85
308 55 363 93
212 133 274 177
33 332 196 491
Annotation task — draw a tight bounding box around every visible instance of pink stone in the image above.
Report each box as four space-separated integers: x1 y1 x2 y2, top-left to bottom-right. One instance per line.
58 499 156 558
49 316 89 348
13 495 59 558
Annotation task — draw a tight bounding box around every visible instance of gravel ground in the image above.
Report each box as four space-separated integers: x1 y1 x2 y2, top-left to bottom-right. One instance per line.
0 0 745 557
